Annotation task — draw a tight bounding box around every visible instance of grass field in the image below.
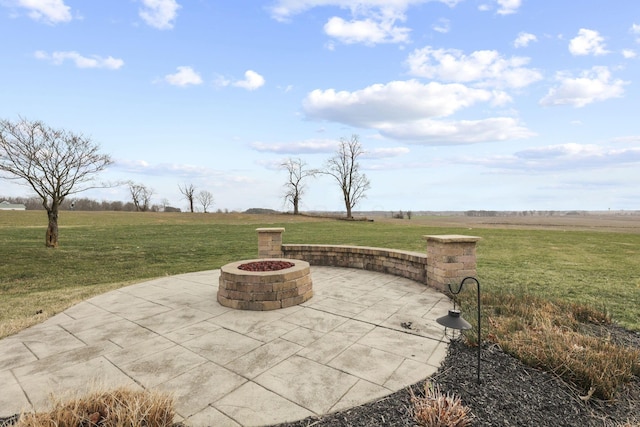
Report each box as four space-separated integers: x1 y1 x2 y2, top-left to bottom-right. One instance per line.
1 210 639 339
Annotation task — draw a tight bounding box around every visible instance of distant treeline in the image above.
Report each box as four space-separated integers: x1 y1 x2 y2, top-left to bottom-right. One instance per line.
0 196 179 212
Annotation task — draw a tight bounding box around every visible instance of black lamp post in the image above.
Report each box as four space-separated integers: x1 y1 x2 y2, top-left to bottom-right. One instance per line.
436 276 481 384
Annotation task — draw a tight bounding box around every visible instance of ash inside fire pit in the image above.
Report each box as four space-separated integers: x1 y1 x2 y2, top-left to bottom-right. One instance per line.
238 260 295 271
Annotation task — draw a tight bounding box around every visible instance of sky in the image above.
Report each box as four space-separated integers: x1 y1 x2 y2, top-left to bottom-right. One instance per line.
1 0 639 213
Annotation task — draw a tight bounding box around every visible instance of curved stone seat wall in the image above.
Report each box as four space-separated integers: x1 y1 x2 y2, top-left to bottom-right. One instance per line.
256 228 480 291
282 244 427 283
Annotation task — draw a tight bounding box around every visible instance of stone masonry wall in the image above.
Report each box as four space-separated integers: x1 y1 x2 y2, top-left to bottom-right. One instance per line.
281 244 428 283
256 228 480 291
257 228 285 258
424 235 481 291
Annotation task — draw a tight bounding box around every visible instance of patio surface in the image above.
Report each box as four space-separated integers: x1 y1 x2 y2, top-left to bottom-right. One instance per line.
0 266 451 427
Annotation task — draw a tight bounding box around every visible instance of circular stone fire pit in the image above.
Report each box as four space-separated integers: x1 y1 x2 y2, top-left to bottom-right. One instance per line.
217 258 313 311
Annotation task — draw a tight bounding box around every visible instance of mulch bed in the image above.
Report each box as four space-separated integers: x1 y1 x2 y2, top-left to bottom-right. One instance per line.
272 324 640 427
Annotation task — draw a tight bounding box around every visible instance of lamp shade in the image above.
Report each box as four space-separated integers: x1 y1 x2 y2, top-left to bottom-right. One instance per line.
436 309 472 330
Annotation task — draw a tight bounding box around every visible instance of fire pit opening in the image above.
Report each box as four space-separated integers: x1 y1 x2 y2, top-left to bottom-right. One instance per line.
218 258 313 311
238 260 295 271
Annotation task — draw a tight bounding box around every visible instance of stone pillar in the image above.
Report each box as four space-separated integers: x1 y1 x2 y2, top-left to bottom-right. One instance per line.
424 234 481 291
257 228 285 258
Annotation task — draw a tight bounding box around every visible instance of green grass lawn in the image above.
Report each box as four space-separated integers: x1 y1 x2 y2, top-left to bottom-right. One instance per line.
1 210 639 338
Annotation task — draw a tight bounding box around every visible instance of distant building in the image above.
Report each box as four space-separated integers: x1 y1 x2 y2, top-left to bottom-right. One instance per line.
0 201 26 210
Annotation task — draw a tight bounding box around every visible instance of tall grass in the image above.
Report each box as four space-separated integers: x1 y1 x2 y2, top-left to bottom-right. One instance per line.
411 382 472 427
16 387 174 427
456 291 640 400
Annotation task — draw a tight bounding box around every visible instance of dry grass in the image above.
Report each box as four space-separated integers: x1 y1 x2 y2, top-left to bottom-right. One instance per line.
459 292 640 400
15 387 175 427
411 382 472 427
506 325 640 400
0 281 133 339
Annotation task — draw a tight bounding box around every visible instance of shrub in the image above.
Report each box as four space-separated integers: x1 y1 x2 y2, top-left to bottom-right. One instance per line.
411 382 473 427
16 387 175 427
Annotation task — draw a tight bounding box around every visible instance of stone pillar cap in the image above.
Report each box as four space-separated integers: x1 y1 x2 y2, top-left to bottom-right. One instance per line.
423 234 481 242
256 228 285 232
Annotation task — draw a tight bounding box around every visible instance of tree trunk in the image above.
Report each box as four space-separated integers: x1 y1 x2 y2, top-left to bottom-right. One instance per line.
293 194 299 215
344 194 352 218
46 209 59 248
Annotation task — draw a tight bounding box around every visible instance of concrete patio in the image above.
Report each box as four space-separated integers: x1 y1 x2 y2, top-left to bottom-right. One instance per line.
0 266 451 426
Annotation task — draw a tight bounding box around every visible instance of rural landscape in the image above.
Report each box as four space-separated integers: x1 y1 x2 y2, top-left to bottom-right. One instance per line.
1 0 639 425
1 209 639 426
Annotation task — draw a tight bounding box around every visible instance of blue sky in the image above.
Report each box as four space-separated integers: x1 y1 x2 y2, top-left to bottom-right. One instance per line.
1 0 639 212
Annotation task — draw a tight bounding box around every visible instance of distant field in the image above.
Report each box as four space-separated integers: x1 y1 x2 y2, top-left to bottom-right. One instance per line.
1 210 639 338
377 212 640 233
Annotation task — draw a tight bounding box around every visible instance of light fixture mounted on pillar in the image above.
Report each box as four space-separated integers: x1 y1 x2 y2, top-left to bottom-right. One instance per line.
436 276 482 384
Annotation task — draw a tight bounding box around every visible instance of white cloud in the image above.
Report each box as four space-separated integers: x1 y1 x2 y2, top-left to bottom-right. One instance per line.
250 139 338 154
631 23 640 43
213 75 232 88
14 0 71 24
115 159 252 184
139 0 180 30
496 0 521 15
304 80 496 124
34 50 124 69
268 0 460 45
365 147 410 158
513 32 537 48
569 28 609 56
622 49 637 59
432 18 450 33
540 66 627 108
251 139 411 158
303 79 533 144
163 66 202 86
268 0 461 22
516 143 601 159
214 70 265 90
233 70 265 90
377 117 534 143
324 15 410 44
468 143 640 172
406 46 542 89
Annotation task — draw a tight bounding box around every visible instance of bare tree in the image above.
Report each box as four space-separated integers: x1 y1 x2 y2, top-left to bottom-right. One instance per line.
0 117 112 247
281 158 317 215
322 135 370 218
179 183 196 213
196 190 214 213
128 182 154 212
